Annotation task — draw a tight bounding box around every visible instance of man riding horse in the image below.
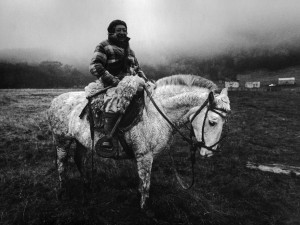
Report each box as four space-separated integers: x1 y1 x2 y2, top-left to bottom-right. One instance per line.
89 19 146 155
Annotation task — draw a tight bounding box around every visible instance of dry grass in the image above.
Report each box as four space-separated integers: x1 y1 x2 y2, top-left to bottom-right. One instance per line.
0 89 299 225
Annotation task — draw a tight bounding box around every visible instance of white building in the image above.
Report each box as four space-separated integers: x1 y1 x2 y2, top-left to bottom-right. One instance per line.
225 81 239 88
245 82 260 88
278 77 295 85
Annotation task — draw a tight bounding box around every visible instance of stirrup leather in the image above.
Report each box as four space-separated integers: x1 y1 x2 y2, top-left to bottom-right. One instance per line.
95 114 123 158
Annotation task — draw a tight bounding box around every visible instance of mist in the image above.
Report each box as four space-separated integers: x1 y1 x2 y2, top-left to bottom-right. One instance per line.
1 0 300 67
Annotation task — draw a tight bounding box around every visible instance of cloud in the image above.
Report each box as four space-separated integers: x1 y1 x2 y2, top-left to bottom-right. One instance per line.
1 0 300 65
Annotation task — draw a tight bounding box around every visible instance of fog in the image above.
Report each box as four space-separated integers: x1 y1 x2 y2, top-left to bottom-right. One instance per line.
1 0 300 66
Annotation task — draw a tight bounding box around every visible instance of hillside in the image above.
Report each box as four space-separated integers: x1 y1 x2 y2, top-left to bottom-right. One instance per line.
237 66 300 86
142 44 300 81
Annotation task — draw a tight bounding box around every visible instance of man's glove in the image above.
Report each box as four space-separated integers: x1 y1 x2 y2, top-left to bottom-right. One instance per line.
101 72 120 87
111 77 120 87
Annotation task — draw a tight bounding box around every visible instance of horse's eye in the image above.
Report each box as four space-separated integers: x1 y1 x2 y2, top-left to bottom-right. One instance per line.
209 120 216 126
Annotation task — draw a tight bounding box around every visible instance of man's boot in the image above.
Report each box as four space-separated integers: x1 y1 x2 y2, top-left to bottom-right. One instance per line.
95 112 121 158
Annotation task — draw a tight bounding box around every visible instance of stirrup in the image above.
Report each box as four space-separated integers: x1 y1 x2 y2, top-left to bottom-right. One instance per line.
95 136 117 158
95 114 124 158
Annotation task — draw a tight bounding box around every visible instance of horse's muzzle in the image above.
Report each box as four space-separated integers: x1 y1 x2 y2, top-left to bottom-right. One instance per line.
199 148 214 158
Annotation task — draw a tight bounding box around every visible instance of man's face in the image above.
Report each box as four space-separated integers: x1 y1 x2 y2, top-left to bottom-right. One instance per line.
115 25 127 42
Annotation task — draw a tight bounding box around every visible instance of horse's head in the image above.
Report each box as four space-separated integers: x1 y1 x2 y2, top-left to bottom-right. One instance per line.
189 88 230 157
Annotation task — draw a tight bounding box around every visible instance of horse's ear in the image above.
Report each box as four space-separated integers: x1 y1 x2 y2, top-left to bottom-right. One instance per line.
220 88 228 96
208 91 214 104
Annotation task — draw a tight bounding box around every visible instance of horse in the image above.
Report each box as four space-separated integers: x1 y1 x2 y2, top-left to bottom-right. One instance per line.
47 74 231 209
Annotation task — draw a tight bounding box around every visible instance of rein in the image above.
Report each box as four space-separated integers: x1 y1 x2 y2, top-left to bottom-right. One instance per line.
144 86 228 189
143 87 193 145
85 85 113 188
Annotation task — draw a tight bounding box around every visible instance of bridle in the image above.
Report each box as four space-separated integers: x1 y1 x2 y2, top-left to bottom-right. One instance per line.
189 96 228 153
144 87 228 153
144 86 229 189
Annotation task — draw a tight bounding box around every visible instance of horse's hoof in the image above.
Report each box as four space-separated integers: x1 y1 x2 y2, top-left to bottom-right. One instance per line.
56 188 66 201
81 194 89 205
145 209 155 218
83 181 91 190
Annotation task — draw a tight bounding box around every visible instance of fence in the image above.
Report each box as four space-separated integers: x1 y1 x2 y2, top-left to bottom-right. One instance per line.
227 86 300 92
227 87 268 92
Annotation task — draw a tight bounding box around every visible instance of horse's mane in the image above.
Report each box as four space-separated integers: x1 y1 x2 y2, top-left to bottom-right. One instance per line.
155 74 230 112
156 74 217 91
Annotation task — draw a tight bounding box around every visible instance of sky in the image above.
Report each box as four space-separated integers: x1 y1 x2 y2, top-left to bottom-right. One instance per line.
1 0 300 65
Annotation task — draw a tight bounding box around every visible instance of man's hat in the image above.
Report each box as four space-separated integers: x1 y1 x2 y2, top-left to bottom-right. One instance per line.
107 20 127 34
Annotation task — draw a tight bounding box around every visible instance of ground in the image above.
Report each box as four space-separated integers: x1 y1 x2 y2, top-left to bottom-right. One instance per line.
0 89 299 225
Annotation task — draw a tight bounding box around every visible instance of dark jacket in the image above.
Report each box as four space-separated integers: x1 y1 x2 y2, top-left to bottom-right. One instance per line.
89 36 141 84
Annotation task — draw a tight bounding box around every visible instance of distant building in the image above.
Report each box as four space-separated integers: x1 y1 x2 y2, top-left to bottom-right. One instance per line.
278 77 295 85
245 82 260 88
225 81 239 88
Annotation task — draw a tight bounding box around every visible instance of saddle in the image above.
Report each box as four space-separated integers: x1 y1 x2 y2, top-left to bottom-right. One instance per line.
79 90 145 158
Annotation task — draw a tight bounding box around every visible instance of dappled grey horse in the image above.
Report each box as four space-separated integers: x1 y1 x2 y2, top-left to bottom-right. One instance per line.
47 74 230 208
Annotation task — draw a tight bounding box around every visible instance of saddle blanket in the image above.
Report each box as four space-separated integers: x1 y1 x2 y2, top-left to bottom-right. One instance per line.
83 75 145 129
85 75 145 114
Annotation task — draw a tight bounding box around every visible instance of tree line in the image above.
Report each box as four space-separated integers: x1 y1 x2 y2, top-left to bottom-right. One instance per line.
1 44 300 88
142 44 300 81
0 61 93 88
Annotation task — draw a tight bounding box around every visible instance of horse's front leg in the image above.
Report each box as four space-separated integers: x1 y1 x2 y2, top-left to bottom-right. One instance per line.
55 134 73 198
74 140 90 203
74 140 89 187
136 152 153 209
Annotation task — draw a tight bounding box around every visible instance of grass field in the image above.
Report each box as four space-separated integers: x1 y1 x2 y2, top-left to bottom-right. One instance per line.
0 89 299 225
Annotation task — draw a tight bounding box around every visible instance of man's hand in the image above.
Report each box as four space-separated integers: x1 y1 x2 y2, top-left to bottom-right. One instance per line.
134 76 146 92
111 77 120 87
102 72 119 86
137 71 148 81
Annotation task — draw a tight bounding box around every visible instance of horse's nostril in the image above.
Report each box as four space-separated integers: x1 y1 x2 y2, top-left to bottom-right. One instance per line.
206 153 213 158
199 148 213 157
